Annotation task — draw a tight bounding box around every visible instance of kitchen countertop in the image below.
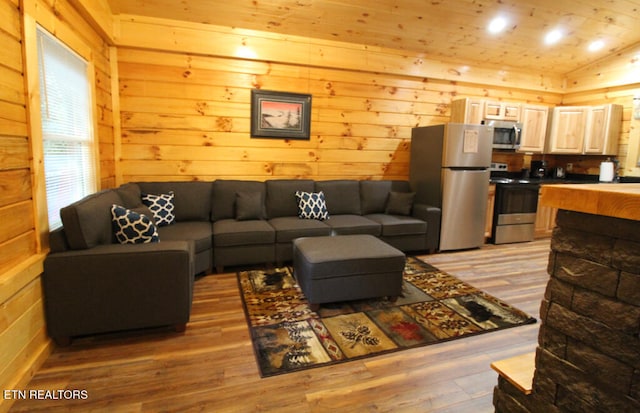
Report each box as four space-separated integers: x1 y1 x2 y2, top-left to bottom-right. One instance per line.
489 172 600 185
540 183 640 221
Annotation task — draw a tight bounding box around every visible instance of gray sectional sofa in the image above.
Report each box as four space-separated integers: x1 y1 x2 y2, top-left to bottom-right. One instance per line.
43 179 440 344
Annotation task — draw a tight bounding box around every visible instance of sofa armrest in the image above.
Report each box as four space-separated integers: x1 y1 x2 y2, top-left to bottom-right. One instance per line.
42 241 193 342
412 203 441 253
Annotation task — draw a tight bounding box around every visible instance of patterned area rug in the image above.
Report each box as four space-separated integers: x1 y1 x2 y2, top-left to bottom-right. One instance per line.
237 257 536 377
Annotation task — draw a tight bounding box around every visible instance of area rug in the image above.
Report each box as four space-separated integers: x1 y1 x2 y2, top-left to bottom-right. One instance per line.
237 256 536 377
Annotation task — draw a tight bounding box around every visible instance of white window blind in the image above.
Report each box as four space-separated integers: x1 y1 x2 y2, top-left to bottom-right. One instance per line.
37 27 96 230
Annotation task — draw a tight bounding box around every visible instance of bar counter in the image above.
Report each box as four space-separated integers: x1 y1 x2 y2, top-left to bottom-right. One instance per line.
493 182 640 412
540 183 640 221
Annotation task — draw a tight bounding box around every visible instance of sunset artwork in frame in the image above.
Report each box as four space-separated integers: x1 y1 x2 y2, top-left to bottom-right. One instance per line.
250 89 312 140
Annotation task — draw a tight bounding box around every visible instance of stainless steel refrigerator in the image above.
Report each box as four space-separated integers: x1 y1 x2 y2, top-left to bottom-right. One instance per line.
410 123 494 251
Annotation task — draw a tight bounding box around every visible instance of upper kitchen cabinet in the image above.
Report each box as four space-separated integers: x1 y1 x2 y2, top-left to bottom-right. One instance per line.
451 98 521 124
484 101 521 121
518 105 550 153
450 98 484 124
584 104 622 155
547 104 622 155
547 106 590 153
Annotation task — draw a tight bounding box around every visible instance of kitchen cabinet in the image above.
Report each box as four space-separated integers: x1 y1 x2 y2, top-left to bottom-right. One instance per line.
584 104 622 155
484 101 520 121
546 106 589 153
518 105 549 153
535 187 557 238
547 104 622 155
451 98 520 123
450 98 484 124
485 184 495 239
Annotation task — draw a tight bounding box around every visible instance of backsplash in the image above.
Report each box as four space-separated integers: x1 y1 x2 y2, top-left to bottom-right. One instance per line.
491 151 615 178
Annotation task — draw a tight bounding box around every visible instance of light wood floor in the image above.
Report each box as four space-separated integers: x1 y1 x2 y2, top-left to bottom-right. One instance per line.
10 239 551 413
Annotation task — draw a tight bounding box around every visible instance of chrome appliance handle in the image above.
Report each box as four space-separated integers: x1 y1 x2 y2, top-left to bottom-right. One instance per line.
513 124 521 147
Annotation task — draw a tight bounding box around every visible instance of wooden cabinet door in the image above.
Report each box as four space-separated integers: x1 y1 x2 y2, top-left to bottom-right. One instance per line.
503 103 521 121
450 98 483 124
584 105 607 153
484 101 502 119
584 104 622 155
484 101 520 121
467 99 484 124
535 188 557 238
547 106 588 154
518 105 549 153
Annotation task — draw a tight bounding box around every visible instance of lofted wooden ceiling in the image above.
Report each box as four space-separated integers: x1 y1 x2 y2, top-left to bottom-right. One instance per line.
107 0 640 75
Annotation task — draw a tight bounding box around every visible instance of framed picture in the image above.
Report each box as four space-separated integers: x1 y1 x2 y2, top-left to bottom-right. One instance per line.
251 89 312 139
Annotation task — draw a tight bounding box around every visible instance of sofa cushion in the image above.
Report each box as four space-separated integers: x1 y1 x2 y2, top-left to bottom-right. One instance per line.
315 180 361 215
364 213 427 236
236 191 264 221
116 183 143 209
266 179 314 218
136 181 213 222
385 191 416 216
156 221 212 253
360 180 412 214
142 192 175 226
323 215 381 236
213 219 275 247
60 189 124 250
268 216 331 243
111 204 159 244
211 180 266 221
295 191 329 220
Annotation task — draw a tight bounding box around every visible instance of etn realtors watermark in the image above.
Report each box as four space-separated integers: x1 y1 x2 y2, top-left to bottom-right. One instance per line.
3 389 88 400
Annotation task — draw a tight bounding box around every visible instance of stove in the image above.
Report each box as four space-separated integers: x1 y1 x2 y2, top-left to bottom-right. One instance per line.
490 175 540 244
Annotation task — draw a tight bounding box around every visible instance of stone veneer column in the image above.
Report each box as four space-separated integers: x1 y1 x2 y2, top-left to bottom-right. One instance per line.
494 209 640 412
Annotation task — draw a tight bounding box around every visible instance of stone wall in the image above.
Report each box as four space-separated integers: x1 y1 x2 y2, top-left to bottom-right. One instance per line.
494 210 640 413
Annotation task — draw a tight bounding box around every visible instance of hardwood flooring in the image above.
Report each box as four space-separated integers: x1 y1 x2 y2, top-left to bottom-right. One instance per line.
9 239 551 413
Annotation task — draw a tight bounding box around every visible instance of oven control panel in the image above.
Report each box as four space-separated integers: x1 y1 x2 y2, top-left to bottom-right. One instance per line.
490 162 508 171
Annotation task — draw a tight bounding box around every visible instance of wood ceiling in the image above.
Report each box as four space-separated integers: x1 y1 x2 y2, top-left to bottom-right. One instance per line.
107 0 640 75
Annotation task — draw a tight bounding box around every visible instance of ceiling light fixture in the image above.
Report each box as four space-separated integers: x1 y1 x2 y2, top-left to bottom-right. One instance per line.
488 17 507 34
235 46 257 59
544 29 562 45
588 40 605 52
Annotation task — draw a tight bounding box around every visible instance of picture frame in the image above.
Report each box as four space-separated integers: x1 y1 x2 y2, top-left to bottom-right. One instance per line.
250 89 312 140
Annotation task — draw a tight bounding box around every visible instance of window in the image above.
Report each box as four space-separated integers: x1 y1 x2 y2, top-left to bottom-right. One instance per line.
37 27 96 230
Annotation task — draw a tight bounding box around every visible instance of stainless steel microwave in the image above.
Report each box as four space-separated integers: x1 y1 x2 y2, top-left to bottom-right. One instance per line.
483 120 522 150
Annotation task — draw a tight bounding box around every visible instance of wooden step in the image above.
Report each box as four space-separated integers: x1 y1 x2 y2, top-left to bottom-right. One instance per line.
491 352 536 395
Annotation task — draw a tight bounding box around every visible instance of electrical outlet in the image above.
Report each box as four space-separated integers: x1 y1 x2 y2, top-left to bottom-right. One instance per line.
566 163 573 172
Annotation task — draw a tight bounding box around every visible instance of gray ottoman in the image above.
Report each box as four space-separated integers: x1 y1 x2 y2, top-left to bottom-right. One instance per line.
292 235 406 311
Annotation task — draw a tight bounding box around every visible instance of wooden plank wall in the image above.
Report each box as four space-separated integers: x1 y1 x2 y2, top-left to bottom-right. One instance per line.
0 0 114 411
0 0 35 272
0 1 47 410
116 21 562 183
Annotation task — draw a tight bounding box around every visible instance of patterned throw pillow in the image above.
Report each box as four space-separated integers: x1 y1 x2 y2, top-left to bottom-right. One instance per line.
295 191 329 220
141 191 175 226
111 204 159 244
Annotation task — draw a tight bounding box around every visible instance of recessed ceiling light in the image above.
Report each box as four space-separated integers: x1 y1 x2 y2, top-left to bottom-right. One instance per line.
235 46 257 59
544 29 562 45
488 17 507 34
588 40 604 52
